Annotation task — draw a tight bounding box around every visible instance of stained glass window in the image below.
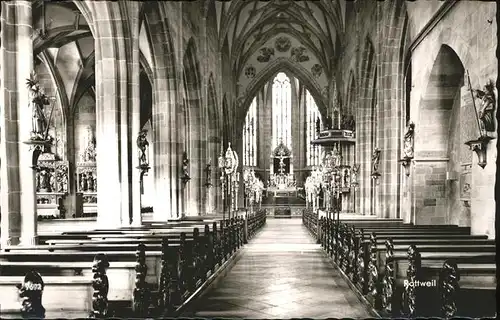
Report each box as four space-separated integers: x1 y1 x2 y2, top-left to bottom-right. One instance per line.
306 90 321 166
243 97 257 166
272 72 292 150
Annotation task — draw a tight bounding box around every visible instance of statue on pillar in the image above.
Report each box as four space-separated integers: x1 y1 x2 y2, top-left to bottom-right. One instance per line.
326 115 333 130
474 81 496 132
136 129 149 166
403 121 415 159
315 117 321 134
205 161 212 186
26 72 51 140
347 115 355 131
352 164 360 185
372 148 381 173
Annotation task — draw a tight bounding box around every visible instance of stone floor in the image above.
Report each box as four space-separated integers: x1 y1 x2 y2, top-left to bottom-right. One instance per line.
181 218 374 319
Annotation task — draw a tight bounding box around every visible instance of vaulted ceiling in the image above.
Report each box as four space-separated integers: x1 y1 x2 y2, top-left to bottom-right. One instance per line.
215 0 344 80
214 0 345 110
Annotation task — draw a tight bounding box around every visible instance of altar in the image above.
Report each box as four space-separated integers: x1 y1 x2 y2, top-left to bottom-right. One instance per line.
265 140 297 196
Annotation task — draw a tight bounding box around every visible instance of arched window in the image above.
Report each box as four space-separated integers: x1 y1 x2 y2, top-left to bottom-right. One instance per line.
306 90 322 166
242 97 257 166
272 72 292 150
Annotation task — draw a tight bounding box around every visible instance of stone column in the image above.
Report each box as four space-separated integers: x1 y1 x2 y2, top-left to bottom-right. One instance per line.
130 37 141 227
0 0 37 246
90 1 141 228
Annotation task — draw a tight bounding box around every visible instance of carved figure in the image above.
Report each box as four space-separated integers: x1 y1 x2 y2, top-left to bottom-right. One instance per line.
372 148 381 173
39 169 50 191
352 164 360 185
290 46 310 62
311 64 323 78
315 117 321 134
205 162 212 184
326 116 333 130
18 271 45 318
36 172 41 191
87 173 94 192
403 121 415 159
475 81 496 132
341 115 348 130
256 47 275 63
26 72 50 139
89 253 110 318
137 130 149 166
82 126 96 162
275 36 291 52
343 168 349 187
80 173 87 191
347 115 355 131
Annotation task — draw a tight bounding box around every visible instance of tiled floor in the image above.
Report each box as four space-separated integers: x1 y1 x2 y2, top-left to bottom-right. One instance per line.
181 218 374 319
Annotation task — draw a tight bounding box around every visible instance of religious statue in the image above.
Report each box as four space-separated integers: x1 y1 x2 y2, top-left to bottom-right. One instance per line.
347 115 355 131
326 115 333 130
474 81 496 132
39 169 50 191
343 168 350 187
137 129 149 166
87 173 94 192
315 117 321 134
26 72 50 140
80 173 87 191
205 161 212 186
403 121 415 159
352 164 360 185
372 148 381 173
340 115 348 130
82 126 96 162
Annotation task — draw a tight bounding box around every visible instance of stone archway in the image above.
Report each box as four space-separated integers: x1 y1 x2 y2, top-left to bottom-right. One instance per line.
413 44 464 226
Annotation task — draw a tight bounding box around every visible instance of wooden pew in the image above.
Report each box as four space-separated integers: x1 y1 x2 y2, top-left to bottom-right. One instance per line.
309 213 496 318
0 214 267 317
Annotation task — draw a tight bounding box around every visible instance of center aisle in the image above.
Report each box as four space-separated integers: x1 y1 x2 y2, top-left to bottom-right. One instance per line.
180 218 374 319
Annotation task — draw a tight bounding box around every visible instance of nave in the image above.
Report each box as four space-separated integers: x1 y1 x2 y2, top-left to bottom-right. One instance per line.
181 218 373 319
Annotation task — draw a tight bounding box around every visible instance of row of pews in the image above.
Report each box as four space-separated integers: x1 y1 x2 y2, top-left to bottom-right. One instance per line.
302 208 496 318
0 209 267 318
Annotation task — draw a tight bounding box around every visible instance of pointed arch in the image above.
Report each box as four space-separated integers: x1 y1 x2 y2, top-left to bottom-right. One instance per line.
237 58 327 132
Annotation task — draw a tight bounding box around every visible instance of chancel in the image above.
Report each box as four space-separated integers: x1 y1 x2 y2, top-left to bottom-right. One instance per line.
0 0 497 319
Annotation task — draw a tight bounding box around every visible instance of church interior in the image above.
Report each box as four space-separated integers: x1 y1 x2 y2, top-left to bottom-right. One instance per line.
0 0 498 318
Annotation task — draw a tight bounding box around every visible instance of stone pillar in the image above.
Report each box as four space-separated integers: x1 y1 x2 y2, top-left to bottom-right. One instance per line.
0 0 37 246
90 1 141 228
130 38 142 227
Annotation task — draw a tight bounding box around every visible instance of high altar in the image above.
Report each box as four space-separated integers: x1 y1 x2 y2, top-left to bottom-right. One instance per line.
266 140 297 196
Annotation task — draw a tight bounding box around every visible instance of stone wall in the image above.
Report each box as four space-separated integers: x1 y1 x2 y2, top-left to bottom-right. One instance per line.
409 1 497 237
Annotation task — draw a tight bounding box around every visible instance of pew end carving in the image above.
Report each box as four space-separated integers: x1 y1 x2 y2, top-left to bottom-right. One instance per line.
439 260 460 318
133 243 150 316
402 244 421 318
381 238 395 314
89 253 110 318
17 271 45 319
